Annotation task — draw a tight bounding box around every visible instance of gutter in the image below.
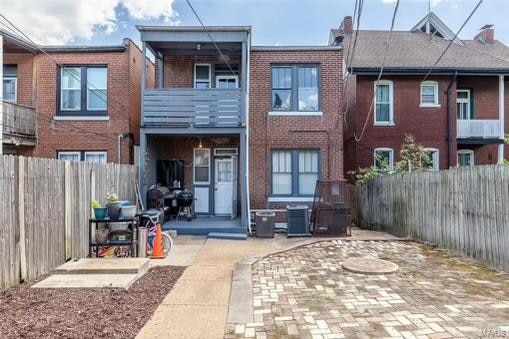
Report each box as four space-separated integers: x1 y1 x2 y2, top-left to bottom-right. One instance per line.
446 71 458 168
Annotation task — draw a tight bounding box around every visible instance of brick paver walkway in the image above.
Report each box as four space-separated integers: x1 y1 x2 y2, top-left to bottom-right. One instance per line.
226 240 509 338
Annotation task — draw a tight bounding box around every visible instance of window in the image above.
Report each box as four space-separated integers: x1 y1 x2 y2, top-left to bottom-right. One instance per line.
457 150 474 167
272 150 320 197
59 66 108 116
58 151 81 162
457 89 472 120
271 65 320 112
374 80 394 125
374 148 394 171
87 68 107 110
420 81 439 107
84 151 107 164
194 64 211 89
3 77 17 103
424 148 439 171
216 75 238 89
193 148 210 184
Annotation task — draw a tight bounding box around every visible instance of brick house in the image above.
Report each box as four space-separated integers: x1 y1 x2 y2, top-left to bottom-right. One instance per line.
1 29 153 163
331 13 509 178
137 26 343 236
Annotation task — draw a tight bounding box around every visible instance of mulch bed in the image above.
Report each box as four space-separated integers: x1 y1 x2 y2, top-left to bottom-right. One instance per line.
0 266 185 339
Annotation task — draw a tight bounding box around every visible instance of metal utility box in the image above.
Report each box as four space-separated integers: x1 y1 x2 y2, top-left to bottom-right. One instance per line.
255 211 275 238
287 205 310 237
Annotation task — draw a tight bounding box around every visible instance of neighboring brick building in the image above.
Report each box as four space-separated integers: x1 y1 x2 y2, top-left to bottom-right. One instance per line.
331 13 509 178
1 30 153 164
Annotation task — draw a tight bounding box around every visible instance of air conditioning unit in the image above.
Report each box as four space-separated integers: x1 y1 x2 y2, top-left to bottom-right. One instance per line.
286 205 310 237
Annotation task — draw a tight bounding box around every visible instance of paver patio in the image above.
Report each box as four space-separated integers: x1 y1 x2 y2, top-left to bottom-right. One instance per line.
226 240 509 339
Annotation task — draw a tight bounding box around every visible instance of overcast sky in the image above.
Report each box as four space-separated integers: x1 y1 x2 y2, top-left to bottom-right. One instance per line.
1 0 508 47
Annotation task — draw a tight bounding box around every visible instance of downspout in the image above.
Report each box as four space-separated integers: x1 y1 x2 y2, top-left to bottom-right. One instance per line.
118 133 131 164
446 71 458 168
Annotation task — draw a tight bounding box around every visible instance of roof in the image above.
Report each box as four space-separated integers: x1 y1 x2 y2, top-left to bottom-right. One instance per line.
136 26 251 33
332 30 509 74
252 46 342 52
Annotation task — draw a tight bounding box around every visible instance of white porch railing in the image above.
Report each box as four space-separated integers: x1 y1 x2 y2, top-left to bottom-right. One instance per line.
456 119 502 139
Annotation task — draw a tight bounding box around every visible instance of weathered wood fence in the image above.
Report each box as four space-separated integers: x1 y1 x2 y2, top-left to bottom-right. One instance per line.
355 165 509 271
0 155 138 290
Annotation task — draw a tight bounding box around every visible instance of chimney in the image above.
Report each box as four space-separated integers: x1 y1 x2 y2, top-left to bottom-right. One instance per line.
474 25 495 45
340 16 353 34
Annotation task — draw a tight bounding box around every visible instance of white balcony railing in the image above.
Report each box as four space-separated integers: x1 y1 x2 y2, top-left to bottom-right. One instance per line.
457 119 502 139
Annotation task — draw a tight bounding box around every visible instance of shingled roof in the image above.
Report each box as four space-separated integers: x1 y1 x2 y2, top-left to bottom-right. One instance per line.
330 15 509 74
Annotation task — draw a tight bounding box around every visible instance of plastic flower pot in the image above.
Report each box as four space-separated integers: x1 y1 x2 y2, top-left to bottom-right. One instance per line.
107 201 122 221
94 207 108 220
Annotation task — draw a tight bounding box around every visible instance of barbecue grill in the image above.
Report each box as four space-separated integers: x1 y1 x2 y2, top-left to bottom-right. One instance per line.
146 185 171 221
176 191 195 221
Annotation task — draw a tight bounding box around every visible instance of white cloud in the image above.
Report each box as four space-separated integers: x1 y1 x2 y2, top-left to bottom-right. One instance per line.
382 0 443 6
1 0 178 45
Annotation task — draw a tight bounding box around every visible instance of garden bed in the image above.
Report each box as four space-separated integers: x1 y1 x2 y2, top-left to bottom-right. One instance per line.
0 266 185 338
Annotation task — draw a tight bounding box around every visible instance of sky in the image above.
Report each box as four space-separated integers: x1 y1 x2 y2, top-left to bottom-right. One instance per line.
1 0 509 47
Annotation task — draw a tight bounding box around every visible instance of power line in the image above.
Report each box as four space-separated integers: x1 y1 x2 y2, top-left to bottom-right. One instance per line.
184 0 236 76
354 0 400 143
344 0 359 75
422 0 484 82
347 0 365 74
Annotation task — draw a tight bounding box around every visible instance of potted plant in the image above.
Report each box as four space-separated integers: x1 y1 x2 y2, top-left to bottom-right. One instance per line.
105 192 122 221
92 199 108 220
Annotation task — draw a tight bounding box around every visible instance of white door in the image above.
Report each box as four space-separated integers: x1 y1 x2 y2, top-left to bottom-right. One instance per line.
214 158 233 215
216 75 238 89
457 89 471 120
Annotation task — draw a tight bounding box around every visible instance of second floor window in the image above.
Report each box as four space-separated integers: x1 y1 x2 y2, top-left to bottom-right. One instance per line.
271 65 320 112
3 65 18 103
374 80 393 124
420 81 439 107
59 66 108 115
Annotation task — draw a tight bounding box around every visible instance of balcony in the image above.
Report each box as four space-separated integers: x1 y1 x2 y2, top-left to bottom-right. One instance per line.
143 88 243 128
2 102 36 145
457 119 503 142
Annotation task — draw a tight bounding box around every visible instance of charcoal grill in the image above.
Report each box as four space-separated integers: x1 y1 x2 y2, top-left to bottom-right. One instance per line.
176 191 195 221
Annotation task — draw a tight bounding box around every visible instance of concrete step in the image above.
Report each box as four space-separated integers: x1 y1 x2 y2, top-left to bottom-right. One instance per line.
53 258 150 276
207 232 247 240
165 226 246 235
32 273 139 290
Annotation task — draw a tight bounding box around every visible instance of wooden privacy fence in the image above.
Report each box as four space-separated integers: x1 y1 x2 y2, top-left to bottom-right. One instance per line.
356 165 509 271
0 155 138 290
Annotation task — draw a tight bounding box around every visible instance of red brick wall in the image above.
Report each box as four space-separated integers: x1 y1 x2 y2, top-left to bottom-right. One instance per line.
249 49 344 213
3 53 34 107
31 47 141 164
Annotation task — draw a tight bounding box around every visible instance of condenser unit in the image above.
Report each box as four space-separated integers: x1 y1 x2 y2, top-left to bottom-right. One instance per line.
286 205 310 237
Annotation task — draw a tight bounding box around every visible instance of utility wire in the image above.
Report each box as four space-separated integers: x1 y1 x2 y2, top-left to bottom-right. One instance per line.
185 0 236 76
347 0 364 74
422 0 484 82
354 0 400 143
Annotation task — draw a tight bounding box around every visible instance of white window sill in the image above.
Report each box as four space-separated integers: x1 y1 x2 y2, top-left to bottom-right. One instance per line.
419 104 441 108
268 196 314 203
54 116 110 121
268 111 323 116
374 122 395 127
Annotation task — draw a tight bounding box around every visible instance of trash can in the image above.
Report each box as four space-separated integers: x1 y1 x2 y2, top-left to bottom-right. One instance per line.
255 211 275 238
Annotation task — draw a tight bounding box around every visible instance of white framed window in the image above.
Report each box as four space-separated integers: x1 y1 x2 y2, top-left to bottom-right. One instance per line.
374 80 394 125
216 75 239 89
373 148 394 171
420 81 440 107
60 67 82 111
3 77 17 103
194 63 211 89
84 151 107 164
193 148 211 184
457 89 472 120
58 151 80 162
214 148 238 156
87 68 108 110
424 148 440 171
457 150 474 167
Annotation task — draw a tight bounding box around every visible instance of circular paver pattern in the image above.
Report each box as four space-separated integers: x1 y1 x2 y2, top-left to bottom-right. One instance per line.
342 257 399 274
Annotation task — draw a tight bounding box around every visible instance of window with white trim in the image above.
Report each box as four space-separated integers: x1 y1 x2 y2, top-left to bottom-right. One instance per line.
272 150 320 197
374 80 393 124
194 64 211 89
58 151 81 162
424 148 439 171
420 81 439 106
457 150 474 167
3 77 17 103
373 148 394 171
84 151 107 164
193 148 211 184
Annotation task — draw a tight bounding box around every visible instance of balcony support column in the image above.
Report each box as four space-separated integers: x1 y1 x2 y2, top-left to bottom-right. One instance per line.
0 34 3 155
141 42 147 126
499 75 505 163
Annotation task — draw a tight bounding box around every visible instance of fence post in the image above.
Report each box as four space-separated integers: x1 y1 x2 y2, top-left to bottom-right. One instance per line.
64 161 72 260
18 156 27 281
